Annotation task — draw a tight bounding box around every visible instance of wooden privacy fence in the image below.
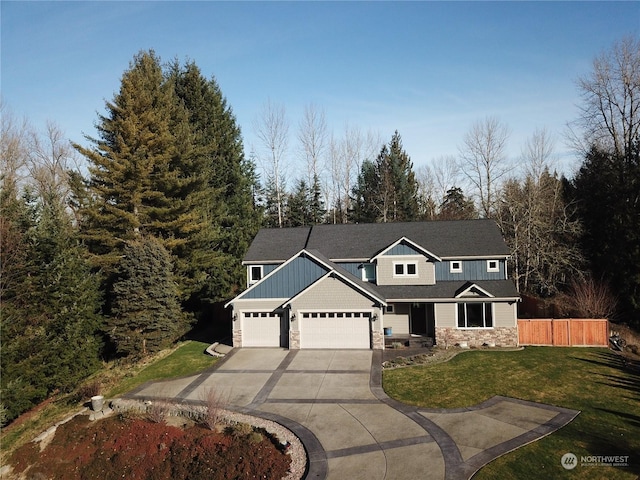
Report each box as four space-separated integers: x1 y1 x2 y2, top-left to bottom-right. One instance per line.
518 319 609 346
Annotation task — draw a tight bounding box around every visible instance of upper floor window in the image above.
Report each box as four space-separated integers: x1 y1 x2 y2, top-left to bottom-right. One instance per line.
450 261 462 273
362 263 376 282
487 260 499 272
394 262 418 277
249 265 263 284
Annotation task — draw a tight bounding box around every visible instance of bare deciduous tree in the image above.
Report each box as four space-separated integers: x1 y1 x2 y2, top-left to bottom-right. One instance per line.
0 102 29 191
298 103 327 189
458 116 512 218
560 277 618 319
326 125 379 223
254 100 289 228
498 129 583 296
570 36 640 159
26 120 79 206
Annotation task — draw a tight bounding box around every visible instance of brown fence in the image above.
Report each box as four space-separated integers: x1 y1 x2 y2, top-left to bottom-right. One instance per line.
518 319 609 346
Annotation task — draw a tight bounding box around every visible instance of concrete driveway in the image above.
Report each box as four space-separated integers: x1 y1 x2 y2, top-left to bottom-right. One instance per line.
125 349 579 480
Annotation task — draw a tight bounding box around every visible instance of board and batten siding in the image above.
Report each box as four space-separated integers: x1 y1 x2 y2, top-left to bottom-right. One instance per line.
435 259 506 281
243 255 327 299
377 255 435 286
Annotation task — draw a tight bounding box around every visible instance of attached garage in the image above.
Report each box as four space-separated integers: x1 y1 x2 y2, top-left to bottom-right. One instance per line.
241 312 287 347
299 312 372 349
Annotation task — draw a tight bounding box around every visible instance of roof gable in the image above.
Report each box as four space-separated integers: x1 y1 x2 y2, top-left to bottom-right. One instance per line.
371 236 442 262
227 249 386 307
455 282 495 298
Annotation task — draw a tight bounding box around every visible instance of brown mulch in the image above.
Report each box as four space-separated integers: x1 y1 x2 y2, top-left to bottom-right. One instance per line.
8 414 291 480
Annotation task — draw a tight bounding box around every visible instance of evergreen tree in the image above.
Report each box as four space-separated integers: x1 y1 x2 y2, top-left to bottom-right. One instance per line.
73 50 195 270
352 131 419 222
438 187 477 220
286 179 311 227
1 191 103 422
570 144 640 321
168 61 262 304
309 173 326 224
109 236 184 357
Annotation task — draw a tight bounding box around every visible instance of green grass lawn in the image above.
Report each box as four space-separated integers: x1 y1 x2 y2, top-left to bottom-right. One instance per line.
107 340 218 397
383 347 640 479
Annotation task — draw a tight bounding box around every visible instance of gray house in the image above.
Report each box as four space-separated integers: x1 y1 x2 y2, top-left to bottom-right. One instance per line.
225 220 520 350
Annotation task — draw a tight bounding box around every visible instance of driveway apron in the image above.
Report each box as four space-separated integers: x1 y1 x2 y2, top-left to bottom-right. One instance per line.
126 349 579 480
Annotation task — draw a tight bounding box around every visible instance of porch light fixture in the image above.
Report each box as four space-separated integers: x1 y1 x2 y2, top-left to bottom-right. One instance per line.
372 314 378 322
232 314 237 323
290 314 296 322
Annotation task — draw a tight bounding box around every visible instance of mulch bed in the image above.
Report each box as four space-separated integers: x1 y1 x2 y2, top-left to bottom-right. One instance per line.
8 414 291 480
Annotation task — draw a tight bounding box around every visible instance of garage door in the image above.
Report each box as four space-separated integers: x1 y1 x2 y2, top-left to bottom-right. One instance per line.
242 312 284 347
299 312 371 349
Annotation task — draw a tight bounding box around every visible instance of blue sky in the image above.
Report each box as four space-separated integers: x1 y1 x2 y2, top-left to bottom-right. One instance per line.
2 1 639 179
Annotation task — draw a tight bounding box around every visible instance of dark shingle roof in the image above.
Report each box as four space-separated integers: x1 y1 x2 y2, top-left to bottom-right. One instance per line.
244 220 509 263
244 227 311 262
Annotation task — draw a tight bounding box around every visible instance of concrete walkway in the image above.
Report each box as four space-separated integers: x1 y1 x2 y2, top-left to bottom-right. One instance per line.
124 349 579 480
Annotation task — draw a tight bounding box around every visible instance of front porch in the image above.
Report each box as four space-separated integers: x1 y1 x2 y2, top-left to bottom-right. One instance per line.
384 333 434 349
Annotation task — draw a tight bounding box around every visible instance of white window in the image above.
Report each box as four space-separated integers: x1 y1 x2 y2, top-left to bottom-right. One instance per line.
450 261 462 273
249 265 263 284
393 262 418 277
487 260 499 272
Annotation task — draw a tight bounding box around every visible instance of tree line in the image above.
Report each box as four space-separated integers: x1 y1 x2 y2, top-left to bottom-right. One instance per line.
1 37 638 425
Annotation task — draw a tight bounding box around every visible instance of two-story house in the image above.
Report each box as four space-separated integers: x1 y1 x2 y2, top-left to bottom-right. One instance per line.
225 220 520 350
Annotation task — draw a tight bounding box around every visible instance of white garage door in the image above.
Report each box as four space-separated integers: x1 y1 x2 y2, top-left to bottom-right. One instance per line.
242 312 283 347
299 312 371 349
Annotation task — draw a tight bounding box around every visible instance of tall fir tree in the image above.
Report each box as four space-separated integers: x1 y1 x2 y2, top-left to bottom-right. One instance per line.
352 131 419 222
168 61 262 304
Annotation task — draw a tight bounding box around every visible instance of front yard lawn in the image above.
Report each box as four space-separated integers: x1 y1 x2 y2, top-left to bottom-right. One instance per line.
383 347 639 479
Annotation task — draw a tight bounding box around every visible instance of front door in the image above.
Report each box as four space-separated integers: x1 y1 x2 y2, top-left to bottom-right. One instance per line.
410 303 427 335
410 303 436 341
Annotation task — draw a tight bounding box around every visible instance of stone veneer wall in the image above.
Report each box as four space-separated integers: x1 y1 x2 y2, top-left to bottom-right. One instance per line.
435 327 518 348
289 330 301 349
232 329 242 348
372 330 384 350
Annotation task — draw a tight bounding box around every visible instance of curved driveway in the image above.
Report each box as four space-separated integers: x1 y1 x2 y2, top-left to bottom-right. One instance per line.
125 349 578 480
